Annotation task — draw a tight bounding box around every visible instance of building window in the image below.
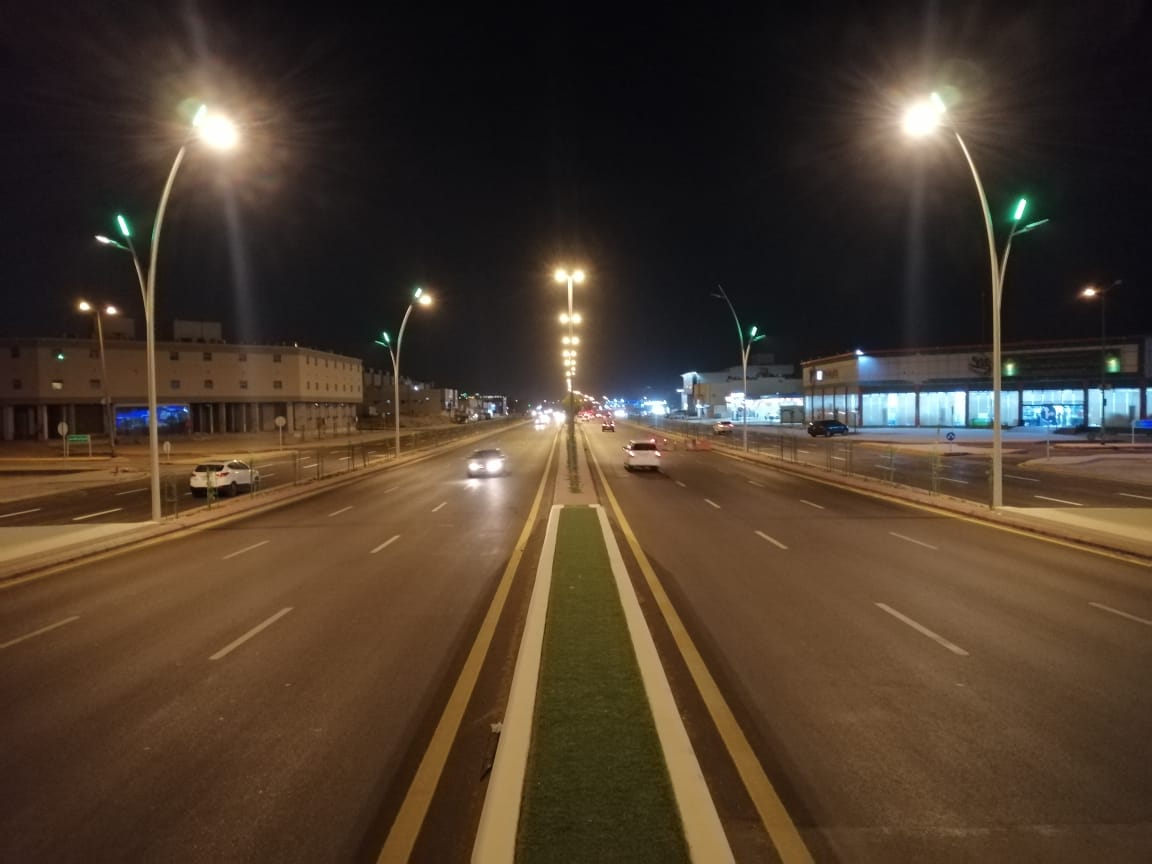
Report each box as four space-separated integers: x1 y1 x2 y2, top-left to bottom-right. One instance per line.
9 346 19 358
90 378 101 390
170 380 181 389
203 351 212 361
273 354 282 363
11 379 21 390
238 352 247 362
169 351 179 361
273 380 283 389
51 379 64 391
204 379 214 389
240 380 249 390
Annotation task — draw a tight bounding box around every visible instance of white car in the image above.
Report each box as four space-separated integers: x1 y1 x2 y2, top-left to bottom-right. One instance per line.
189 459 260 497
467 448 507 478
623 440 661 472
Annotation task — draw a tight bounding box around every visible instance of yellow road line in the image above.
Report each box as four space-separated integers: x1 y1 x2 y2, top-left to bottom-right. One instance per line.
376 433 558 864
588 447 815 864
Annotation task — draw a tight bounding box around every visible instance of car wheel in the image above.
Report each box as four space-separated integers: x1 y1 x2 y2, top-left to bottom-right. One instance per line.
224 482 237 497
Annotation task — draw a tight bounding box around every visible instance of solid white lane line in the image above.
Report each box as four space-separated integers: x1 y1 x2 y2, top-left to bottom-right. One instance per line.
675 480 687 488
328 505 353 517
371 535 401 554
0 508 42 520
0 615 80 650
1089 602 1152 628
755 530 788 550
210 607 293 661
799 499 824 510
222 540 270 560
1006 473 1040 482
889 531 939 551
875 603 969 656
939 477 969 485
747 479 765 487
432 501 447 513
1118 491 1152 502
1034 495 1083 506
72 508 123 521
704 498 721 509
114 487 148 496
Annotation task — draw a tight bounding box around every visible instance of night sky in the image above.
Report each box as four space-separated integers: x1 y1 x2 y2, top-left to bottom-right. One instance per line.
3 2 1150 404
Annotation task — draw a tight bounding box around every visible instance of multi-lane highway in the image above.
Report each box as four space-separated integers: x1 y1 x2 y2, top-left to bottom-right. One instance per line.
583 425 1152 862
1 420 1150 862
0 425 555 862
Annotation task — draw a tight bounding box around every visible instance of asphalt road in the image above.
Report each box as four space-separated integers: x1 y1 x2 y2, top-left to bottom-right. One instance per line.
0 425 553 863
585 424 1152 862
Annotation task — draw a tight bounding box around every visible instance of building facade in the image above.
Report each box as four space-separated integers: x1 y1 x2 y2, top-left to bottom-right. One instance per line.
0 325 363 441
802 337 1152 429
680 356 804 421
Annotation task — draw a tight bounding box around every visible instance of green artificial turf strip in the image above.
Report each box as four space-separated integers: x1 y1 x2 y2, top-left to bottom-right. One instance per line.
517 507 689 863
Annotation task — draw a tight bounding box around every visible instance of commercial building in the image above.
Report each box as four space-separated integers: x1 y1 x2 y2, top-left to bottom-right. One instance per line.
0 319 362 441
803 337 1152 430
679 356 804 421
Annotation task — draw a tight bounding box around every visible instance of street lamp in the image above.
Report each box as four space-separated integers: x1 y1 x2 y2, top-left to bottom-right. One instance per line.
903 92 1045 509
712 285 763 452
77 300 119 456
554 267 585 438
374 286 433 460
95 104 237 522
1079 280 1121 442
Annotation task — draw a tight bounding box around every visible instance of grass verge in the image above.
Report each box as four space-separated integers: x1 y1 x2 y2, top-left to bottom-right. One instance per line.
517 506 688 863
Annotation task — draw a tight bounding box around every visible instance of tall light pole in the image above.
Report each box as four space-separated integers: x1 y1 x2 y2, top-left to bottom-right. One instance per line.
95 105 237 522
1080 280 1120 442
903 93 1045 509
555 267 585 439
712 285 763 452
374 286 433 460
77 300 119 456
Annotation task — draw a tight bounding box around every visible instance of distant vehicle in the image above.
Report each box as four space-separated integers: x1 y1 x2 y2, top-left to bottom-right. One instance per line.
807 419 850 437
467 448 507 477
189 459 260 497
602 419 616 431
712 420 735 435
623 440 661 471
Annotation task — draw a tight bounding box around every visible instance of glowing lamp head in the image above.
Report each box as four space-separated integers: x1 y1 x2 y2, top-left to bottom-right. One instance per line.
902 93 945 137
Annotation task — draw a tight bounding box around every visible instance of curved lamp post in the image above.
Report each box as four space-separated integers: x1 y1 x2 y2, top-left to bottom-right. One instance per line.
712 285 763 451
77 300 119 456
95 105 237 522
375 286 432 460
555 267 585 438
1080 280 1121 441
903 93 1045 509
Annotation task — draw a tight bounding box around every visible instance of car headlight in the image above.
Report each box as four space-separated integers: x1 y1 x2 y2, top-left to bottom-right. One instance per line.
468 461 482 471
486 459 503 472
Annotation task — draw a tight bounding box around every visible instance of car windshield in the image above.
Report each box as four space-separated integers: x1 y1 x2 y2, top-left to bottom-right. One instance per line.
630 442 657 451
471 450 503 459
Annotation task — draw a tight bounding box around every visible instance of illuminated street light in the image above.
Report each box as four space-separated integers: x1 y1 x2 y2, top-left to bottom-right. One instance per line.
903 92 1045 509
375 287 433 460
555 267 585 437
95 103 237 521
711 285 763 452
1079 280 1122 442
76 300 119 456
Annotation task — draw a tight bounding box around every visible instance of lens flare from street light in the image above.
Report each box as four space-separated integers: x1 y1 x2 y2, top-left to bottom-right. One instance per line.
106 305 119 315
573 269 585 283
902 100 941 136
78 300 92 312
196 109 239 150
1081 286 1100 299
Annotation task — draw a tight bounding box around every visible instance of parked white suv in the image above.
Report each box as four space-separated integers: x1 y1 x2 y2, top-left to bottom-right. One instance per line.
623 440 662 472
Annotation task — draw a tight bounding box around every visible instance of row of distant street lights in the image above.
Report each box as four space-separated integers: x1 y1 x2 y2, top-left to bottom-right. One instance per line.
555 267 584 438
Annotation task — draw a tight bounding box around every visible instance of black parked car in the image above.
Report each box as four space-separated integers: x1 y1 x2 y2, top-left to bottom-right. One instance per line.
807 419 850 437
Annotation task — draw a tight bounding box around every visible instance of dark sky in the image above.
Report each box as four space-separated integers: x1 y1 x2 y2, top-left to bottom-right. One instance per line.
2 2 1150 404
